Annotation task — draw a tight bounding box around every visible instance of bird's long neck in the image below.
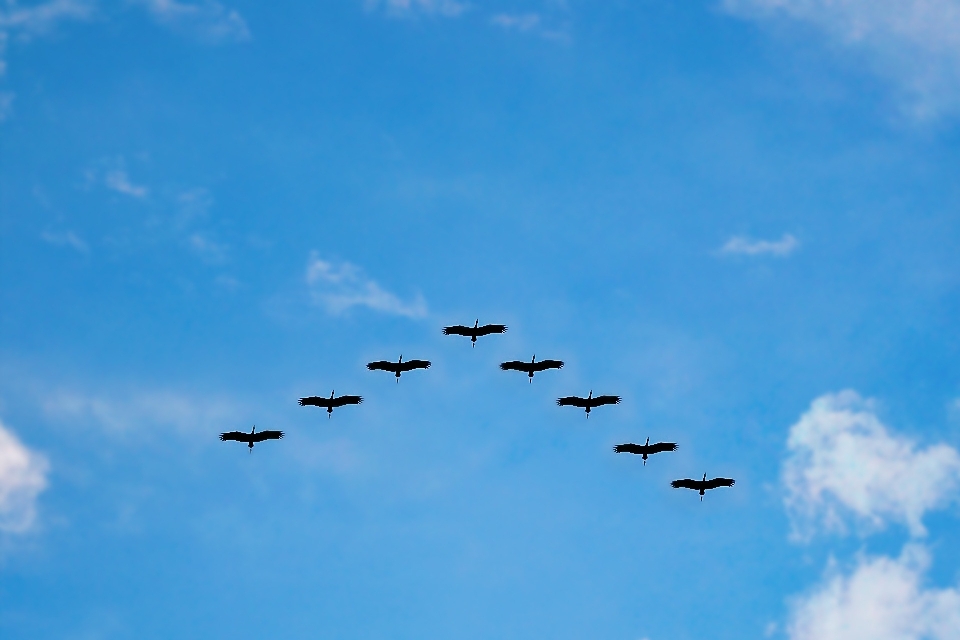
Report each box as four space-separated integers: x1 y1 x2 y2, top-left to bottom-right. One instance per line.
588 390 593 399
251 425 256 435
474 319 479 328
330 390 335 400
398 355 403 364
531 355 536 363
645 437 650 446
703 473 707 481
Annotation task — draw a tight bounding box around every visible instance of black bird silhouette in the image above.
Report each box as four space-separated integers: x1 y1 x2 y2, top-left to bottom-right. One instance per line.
613 437 678 465
299 391 363 418
367 355 431 381
557 390 621 417
443 320 507 347
219 425 284 452
671 473 735 501
499 355 564 382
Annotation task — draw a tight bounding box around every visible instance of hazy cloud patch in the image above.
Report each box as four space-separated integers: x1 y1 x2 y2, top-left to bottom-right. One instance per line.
720 233 798 257
134 0 250 42
0 419 49 534
305 252 428 318
41 229 89 253
364 0 469 18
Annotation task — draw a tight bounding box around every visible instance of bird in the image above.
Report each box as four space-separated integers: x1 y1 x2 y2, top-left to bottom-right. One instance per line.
499 355 564 382
367 355 431 381
219 425 284 452
670 473 735 501
556 390 621 417
299 391 363 418
443 320 507 347
613 437 678 465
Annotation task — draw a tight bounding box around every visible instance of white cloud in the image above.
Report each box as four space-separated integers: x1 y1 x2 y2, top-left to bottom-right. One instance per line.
0 0 92 34
723 0 960 120
720 233 798 257
364 0 469 18
0 419 49 533
0 90 14 120
134 0 250 43
784 391 960 539
787 545 960 640
104 168 148 198
41 229 89 252
491 13 541 31
187 232 227 262
305 252 428 318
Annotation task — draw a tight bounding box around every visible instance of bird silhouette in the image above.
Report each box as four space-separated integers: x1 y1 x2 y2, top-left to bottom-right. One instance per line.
219 425 284 452
557 390 621 417
443 320 507 347
670 473 735 501
613 437 678 465
367 355 431 382
299 391 363 418
499 355 564 382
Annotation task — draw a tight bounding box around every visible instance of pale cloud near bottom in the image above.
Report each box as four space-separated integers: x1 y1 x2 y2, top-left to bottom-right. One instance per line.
0 419 48 533
720 233 798 257
305 252 428 318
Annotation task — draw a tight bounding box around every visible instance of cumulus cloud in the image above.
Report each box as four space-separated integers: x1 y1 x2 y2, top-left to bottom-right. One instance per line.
787 545 960 640
723 0 960 119
720 233 798 257
364 0 468 18
784 391 960 539
0 419 49 533
305 252 428 318
134 0 250 43
104 168 149 198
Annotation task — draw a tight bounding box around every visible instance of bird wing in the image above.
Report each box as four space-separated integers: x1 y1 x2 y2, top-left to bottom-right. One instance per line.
219 431 251 442
251 430 284 442
299 396 332 408
399 359 431 371
590 395 621 407
367 361 398 372
331 395 363 407
704 477 735 490
648 442 678 454
442 325 471 336
532 359 564 371
670 479 701 490
557 396 588 407
613 443 644 454
475 324 507 336
500 361 532 373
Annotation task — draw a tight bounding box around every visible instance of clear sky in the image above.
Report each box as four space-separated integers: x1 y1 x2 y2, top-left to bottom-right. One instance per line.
2 1 960 639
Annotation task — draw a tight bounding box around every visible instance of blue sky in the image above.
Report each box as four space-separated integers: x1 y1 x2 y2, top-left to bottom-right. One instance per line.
2 1 960 638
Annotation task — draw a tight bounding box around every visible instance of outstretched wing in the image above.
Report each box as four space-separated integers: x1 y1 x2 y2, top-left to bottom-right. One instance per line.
299 396 332 409
591 395 621 407
613 443 644 454
670 478 701 490
399 359 431 371
367 361 399 373
331 395 363 407
442 325 472 336
475 324 507 336
557 396 588 407
704 477 735 490
219 431 251 442
532 359 564 371
500 361 532 373
648 442 678 454
251 430 284 442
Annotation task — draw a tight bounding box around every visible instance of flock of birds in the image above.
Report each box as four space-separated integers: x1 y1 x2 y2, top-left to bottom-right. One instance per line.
219 320 735 501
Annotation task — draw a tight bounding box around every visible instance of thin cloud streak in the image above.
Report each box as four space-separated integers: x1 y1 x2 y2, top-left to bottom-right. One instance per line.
41 229 89 253
104 168 149 198
0 419 48 534
305 253 427 318
364 0 468 18
721 233 798 257
134 0 250 42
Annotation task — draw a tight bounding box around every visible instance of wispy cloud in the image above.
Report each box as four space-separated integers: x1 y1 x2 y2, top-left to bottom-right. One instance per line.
784 391 960 539
187 232 227 262
41 229 89 253
305 252 428 318
134 0 250 43
0 0 92 34
787 545 960 640
104 168 149 198
0 419 49 534
364 0 469 18
491 12 540 31
723 0 960 120
720 233 798 257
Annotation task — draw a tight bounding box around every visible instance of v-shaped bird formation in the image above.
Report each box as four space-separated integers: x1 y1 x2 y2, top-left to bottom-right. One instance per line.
219 318 735 501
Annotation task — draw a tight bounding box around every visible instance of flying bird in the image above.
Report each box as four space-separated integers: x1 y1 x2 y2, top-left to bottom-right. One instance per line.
299 391 363 418
443 320 507 347
219 425 284 452
499 355 564 382
613 437 678 465
367 355 431 381
557 390 621 417
670 473 735 501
